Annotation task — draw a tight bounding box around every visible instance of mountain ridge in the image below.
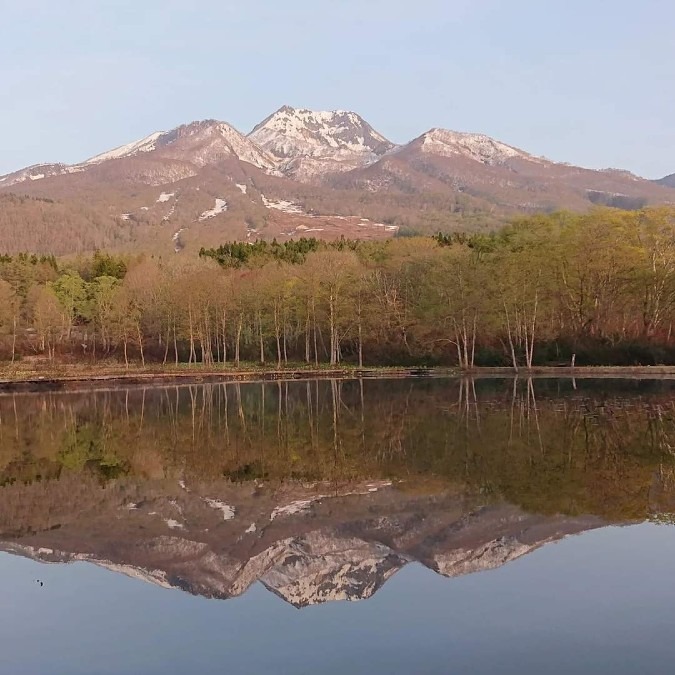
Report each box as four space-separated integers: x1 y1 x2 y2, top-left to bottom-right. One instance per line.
1 106 674 255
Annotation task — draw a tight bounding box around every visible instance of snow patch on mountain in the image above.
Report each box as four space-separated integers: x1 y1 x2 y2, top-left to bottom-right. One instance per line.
208 122 278 171
86 131 163 164
198 198 228 221
250 106 394 163
84 121 278 174
419 128 538 166
235 183 248 194
172 228 185 252
157 192 175 203
261 194 304 214
0 163 80 188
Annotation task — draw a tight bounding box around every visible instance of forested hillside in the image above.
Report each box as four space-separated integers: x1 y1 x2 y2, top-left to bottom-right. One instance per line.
1 206 675 369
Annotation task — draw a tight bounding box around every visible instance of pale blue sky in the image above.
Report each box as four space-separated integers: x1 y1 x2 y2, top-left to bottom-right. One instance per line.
1 0 673 177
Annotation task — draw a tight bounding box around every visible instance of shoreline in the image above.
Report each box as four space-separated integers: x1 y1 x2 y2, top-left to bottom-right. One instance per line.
4 364 675 393
0 366 451 393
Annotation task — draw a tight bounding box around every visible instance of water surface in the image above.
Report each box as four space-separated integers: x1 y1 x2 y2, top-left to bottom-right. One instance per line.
2 377 675 674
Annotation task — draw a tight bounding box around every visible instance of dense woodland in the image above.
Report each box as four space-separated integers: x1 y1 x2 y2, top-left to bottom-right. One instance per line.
2 206 675 368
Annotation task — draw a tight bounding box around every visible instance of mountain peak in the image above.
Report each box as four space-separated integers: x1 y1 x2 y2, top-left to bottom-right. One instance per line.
416 128 536 166
249 106 394 162
81 119 278 175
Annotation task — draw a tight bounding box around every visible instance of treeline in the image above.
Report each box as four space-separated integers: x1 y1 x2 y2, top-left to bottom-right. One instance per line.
198 237 359 267
2 206 675 368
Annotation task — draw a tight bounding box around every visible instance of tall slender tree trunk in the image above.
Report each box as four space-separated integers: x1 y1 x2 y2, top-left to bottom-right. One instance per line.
258 311 265 365
11 314 16 364
235 314 242 366
305 304 311 364
137 323 145 367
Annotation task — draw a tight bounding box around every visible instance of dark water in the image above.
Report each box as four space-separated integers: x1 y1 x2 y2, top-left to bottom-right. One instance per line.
2 377 675 674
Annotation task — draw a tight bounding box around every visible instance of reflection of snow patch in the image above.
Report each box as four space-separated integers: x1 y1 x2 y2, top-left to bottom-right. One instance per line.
367 481 392 492
203 498 235 520
120 213 131 220
178 480 188 491
91 560 172 589
199 198 228 221
271 496 327 520
165 519 184 529
261 194 304 214
236 183 247 194
245 523 257 533
157 192 175 203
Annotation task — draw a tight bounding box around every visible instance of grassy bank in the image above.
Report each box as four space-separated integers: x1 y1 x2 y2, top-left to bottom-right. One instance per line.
4 361 675 393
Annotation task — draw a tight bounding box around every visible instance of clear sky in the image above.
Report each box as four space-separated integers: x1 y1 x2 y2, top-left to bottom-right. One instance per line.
1 0 673 178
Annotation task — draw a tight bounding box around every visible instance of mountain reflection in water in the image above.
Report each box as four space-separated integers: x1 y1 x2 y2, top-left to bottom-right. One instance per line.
1 377 675 607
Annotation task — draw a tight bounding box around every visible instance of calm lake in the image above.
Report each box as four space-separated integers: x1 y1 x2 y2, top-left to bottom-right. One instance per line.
2 377 675 674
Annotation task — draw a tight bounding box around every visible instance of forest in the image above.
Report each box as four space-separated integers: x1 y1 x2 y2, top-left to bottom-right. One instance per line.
2 206 675 369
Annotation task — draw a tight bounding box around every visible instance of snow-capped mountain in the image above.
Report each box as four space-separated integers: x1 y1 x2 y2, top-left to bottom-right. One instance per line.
2 107 675 255
139 120 278 172
250 106 394 160
249 106 395 180
415 128 540 166
0 120 278 189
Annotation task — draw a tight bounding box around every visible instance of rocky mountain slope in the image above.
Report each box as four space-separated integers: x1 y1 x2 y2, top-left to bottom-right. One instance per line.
1 107 674 255
249 106 396 180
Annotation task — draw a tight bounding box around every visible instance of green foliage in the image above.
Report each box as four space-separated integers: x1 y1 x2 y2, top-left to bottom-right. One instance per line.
199 237 362 268
90 251 127 280
58 423 129 479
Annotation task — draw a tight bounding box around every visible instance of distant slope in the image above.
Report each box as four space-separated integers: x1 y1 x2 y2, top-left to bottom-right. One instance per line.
333 128 675 212
656 173 675 188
